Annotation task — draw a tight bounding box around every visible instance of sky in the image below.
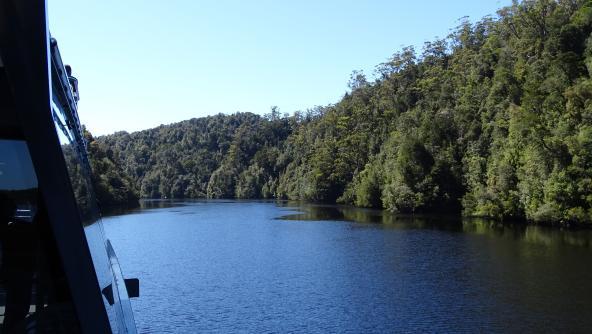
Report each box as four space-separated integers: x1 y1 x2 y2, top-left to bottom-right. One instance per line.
48 0 512 135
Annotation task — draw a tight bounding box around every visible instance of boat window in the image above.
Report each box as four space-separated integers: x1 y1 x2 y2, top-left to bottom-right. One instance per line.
50 101 132 331
0 139 81 332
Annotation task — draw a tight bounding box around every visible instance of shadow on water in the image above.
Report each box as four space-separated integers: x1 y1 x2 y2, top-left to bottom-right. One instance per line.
101 199 188 217
103 199 591 249
103 198 279 217
276 201 592 249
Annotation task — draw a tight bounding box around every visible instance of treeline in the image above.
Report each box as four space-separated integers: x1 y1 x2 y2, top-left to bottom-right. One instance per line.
92 0 592 225
94 110 293 200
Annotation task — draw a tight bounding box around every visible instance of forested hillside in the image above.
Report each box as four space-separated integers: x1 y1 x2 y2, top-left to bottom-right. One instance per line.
94 0 592 225
84 129 139 208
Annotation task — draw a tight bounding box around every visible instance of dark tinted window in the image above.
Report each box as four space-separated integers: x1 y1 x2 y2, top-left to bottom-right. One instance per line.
0 139 80 332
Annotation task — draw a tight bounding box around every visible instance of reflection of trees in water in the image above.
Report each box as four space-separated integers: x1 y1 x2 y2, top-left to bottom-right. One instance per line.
461 218 592 248
139 199 186 210
278 203 592 248
522 225 592 248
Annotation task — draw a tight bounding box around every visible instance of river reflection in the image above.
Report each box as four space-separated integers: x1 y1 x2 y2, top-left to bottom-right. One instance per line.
277 202 592 249
103 200 592 333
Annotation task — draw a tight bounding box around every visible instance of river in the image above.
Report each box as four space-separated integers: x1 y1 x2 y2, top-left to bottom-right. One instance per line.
102 200 592 333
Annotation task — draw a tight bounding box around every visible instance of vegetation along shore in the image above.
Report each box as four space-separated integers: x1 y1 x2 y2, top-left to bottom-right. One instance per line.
87 0 592 226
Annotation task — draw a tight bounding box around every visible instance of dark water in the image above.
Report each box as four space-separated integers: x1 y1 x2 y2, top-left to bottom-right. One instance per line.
102 201 592 333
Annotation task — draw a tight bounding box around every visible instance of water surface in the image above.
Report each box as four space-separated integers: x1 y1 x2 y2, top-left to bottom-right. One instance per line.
102 201 592 333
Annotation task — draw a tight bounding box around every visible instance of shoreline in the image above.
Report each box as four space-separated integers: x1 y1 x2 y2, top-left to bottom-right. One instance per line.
105 198 592 231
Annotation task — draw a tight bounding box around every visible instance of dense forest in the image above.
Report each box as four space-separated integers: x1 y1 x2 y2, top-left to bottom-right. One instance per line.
84 129 139 208
89 0 592 225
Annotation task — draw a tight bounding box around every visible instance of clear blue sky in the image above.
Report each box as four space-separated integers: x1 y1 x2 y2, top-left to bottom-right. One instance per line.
48 0 511 135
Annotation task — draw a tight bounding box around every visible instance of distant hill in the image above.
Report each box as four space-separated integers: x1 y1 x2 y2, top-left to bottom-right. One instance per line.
95 0 592 225
96 111 292 200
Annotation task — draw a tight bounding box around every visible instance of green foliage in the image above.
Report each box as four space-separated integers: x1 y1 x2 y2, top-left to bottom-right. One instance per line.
95 0 592 225
98 112 293 201
84 129 139 208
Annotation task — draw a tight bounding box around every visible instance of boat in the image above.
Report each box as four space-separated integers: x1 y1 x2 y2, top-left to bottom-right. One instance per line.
0 1 139 332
